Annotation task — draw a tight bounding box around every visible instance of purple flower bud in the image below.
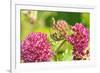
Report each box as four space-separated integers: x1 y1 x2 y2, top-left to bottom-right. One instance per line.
21 32 53 62
66 23 89 60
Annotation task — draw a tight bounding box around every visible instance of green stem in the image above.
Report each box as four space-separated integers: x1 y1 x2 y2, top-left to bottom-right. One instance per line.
54 40 66 61
55 40 66 53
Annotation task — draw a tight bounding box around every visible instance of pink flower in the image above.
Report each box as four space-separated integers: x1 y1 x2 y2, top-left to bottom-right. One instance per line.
66 23 89 60
21 32 53 62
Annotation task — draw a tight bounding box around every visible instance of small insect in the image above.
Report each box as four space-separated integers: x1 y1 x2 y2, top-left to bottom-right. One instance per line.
22 10 37 24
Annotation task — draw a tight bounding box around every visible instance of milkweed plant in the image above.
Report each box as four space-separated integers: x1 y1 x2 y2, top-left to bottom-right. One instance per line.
21 10 90 63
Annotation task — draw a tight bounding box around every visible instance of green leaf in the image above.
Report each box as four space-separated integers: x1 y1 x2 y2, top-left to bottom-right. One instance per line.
53 40 73 61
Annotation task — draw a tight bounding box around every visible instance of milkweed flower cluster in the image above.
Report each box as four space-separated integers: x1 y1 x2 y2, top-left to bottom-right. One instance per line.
21 32 53 62
52 20 89 60
66 23 89 60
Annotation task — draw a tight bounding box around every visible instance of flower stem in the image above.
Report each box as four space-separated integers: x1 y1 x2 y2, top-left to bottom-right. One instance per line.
54 40 66 61
55 40 66 53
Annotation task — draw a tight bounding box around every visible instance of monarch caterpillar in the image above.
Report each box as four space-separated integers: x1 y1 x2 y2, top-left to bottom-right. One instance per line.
50 31 64 41
50 18 68 41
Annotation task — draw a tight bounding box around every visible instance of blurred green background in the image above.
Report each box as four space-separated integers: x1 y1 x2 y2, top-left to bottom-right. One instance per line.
20 10 90 61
